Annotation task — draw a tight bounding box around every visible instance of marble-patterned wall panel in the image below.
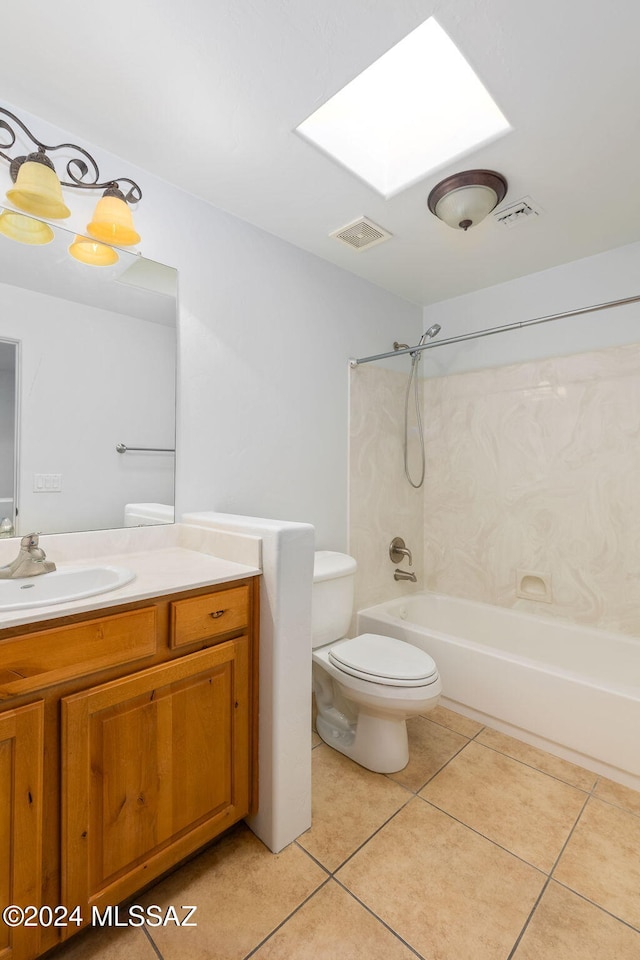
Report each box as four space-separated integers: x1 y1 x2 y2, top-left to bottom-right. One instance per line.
423 343 640 635
349 364 424 617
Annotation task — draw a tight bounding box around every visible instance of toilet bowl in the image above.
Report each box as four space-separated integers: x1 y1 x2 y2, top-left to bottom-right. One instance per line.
312 551 441 773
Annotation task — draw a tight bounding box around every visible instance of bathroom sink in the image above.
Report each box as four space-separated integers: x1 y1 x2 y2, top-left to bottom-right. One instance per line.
0 565 136 611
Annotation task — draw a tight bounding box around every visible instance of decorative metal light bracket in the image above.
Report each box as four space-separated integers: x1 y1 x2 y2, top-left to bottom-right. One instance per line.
0 106 142 202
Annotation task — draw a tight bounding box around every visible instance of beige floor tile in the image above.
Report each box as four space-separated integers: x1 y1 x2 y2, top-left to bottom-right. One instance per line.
297 744 411 871
337 797 544 960
429 703 484 738
386 716 468 792
140 824 326 960
554 797 640 928
476 727 597 790
594 777 640 816
427 706 484 740
312 729 322 748
420 741 586 871
513 881 640 959
252 879 416 959
48 926 156 960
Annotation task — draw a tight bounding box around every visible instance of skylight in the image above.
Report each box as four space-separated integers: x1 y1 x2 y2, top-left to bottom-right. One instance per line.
296 18 511 198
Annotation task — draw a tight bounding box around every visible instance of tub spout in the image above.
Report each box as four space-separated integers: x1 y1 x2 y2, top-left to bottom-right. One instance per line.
394 568 417 582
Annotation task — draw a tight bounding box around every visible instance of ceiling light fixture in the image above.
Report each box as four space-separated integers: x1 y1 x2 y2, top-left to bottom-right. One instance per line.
427 169 507 231
0 106 141 261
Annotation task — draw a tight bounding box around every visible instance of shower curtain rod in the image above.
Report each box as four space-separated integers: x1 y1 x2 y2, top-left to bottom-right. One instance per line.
349 293 640 367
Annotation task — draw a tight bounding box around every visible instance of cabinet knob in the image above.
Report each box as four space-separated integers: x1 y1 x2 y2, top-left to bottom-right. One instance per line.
209 609 226 619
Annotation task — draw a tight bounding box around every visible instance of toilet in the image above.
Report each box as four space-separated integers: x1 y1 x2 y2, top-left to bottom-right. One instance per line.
312 551 441 773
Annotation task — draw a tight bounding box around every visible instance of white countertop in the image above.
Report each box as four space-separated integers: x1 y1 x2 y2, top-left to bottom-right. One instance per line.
0 545 260 631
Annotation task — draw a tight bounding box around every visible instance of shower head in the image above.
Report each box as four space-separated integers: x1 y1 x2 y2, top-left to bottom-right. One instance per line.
420 324 441 344
411 323 442 359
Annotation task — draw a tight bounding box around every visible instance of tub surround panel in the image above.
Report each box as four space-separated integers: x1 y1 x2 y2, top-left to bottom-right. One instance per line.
349 364 424 617
423 342 640 635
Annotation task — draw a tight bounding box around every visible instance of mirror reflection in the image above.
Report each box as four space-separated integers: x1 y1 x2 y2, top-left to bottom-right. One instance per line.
0 208 177 537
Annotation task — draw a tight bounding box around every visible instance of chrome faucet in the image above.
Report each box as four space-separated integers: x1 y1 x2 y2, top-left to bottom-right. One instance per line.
394 568 417 582
0 533 56 579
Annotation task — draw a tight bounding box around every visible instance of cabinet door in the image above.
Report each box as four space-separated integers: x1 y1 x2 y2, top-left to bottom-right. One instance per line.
0 701 44 960
62 638 250 917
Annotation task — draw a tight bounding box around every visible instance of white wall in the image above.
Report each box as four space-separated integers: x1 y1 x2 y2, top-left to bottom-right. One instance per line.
161 194 421 550
422 240 640 376
0 100 423 551
0 282 174 534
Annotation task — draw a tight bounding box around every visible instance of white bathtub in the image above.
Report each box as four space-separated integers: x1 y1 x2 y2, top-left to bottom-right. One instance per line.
357 592 640 789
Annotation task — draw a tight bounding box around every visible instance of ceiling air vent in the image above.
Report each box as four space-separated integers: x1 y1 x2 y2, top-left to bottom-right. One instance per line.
331 217 392 251
493 196 543 228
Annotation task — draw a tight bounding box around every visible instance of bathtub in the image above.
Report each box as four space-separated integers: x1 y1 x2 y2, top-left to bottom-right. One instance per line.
357 592 640 789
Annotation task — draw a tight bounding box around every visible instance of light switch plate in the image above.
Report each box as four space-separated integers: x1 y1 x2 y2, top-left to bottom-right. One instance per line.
33 473 62 493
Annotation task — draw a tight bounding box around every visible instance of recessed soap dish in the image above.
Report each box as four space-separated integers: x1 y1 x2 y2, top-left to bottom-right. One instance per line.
516 570 552 603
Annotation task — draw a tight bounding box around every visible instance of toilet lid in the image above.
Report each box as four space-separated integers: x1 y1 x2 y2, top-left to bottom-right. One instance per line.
328 634 439 687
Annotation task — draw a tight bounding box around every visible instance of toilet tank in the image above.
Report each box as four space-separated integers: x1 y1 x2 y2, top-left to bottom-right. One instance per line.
312 551 357 648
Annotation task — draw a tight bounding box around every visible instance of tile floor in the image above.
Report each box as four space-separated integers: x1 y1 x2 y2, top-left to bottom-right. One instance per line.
50 706 640 960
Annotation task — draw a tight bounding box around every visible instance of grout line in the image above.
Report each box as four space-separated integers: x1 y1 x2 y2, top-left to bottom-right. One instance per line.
550 879 640 935
293 839 332 875
241 877 332 960
424 714 487 739
332 877 427 960
504 789 592 960
415 795 549 877
468 738 596 794
504 875 552 960
587 786 640 821
327 793 416 874
550 790 598 875
400 735 475 794
142 925 165 960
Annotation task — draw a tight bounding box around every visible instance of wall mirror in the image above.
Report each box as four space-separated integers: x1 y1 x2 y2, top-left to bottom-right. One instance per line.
0 206 177 537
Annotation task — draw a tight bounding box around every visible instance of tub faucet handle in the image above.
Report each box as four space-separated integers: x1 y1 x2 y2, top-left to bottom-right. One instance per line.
389 537 412 565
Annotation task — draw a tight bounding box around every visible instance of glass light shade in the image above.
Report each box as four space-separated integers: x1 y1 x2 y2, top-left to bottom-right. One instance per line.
0 210 54 245
6 159 71 219
433 184 500 230
68 235 119 266
87 194 140 246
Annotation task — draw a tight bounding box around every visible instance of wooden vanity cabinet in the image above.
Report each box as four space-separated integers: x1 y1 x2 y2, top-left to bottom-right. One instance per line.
0 575 259 959
0 702 44 960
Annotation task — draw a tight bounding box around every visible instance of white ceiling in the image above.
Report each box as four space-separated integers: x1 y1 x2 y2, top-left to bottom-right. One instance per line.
2 0 639 306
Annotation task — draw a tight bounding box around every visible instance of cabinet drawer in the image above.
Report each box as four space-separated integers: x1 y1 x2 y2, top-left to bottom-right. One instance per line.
171 584 249 649
0 607 156 700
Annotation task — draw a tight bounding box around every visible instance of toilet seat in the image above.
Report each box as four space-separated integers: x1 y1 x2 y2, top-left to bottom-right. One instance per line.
328 633 439 687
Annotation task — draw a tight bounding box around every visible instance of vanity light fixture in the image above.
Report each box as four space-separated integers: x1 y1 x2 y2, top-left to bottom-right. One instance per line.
0 209 54 245
427 169 507 230
68 235 119 266
0 106 142 259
